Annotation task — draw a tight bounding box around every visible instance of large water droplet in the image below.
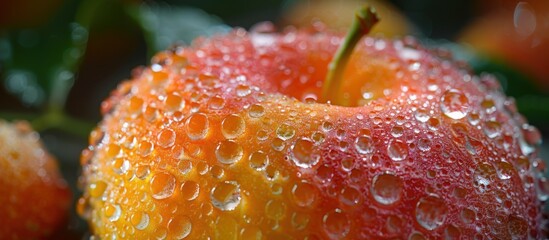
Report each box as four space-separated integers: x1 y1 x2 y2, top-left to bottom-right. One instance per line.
339 186 361 206
180 181 200 201
514 2 537 37
186 113 209 140
291 182 318 208
168 215 192 239
157 128 176 148
150 172 176 199
473 163 496 192
387 140 408 161
131 211 150 230
248 104 265 118
440 89 469 119
104 203 121 222
276 123 296 140
265 200 286 220
291 138 319 168
211 181 241 211
507 215 527 238
165 93 184 112
415 195 448 230
249 151 269 171
323 210 350 238
371 173 403 205
355 135 374 154
483 120 501 138
222 114 245 139
216 140 244 165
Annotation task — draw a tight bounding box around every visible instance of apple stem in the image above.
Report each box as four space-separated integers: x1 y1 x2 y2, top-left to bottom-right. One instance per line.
321 6 379 104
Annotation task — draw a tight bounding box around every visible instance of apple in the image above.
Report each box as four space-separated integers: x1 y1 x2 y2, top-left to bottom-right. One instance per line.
0 120 71 239
79 6 545 239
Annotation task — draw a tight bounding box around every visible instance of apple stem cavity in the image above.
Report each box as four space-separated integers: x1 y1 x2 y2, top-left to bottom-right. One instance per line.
321 6 379 105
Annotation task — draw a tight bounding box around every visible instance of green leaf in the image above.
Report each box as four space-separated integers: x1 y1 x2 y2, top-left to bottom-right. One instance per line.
127 4 229 55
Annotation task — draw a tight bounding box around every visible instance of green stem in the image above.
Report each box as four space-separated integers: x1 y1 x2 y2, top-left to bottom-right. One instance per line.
31 110 94 139
321 6 379 104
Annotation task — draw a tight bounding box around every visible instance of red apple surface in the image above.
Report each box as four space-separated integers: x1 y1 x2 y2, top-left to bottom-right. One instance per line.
79 7 545 239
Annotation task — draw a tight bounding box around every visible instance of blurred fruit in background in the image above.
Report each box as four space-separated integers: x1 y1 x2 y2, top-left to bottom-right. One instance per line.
281 0 415 37
459 1 549 90
0 120 71 239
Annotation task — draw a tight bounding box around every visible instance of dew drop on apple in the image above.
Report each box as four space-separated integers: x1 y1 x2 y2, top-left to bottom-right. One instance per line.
112 158 130 174
138 140 154 156
322 121 334 132
131 211 150 230
473 163 496 191
391 126 404 137
215 140 243 164
339 186 361 206
522 124 542 146
235 84 252 97
136 165 150 179
164 93 184 112
241 227 263 239
507 215 528 238
415 195 448 230
371 173 403 205
291 138 319 168
440 89 470 119
445 224 461 239
210 181 241 211
355 135 374 154
209 95 225 110
89 180 107 197
323 210 350 238
157 128 176 148
167 215 192 239
483 120 501 138
180 180 199 201
276 123 296 140
150 171 176 200
249 151 269 171
177 160 192 175
418 138 431 152
460 208 476 224
414 109 430 123
222 114 245 139
409 232 426 240
248 104 265 118
387 140 408 161
291 182 318 208
186 113 209 140
104 203 121 222
291 212 310 230
265 200 286 220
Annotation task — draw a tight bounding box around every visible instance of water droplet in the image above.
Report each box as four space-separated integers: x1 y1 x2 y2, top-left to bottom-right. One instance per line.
131 211 150 230
291 138 319 168
240 227 262 240
186 113 209 140
177 160 192 175
249 151 269 171
387 140 408 161
271 137 285 151
221 114 245 139
216 140 244 165
276 123 296 140
128 96 144 116
165 93 184 112
291 212 310 230
371 173 403 205
514 2 537 37
415 109 430 123
89 180 107 197
104 203 121 222
440 89 469 119
483 120 501 138
323 210 350 238
495 161 515 180
180 181 199 201
322 121 334 132
150 172 176 199
112 158 130 174
157 128 176 148
209 96 225 110
136 165 151 179
236 84 252 97
415 195 448 230
355 135 374 154
473 163 496 191
444 224 461 240
409 232 426 240
507 215 527 238
391 126 404 137
460 208 475 224
340 186 361 206
138 140 154 156
418 138 431 152
265 200 286 220
168 215 192 239
211 181 241 211
291 182 318 208
248 104 265 118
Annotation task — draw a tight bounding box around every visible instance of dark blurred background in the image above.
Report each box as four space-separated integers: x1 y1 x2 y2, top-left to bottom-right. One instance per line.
0 0 547 238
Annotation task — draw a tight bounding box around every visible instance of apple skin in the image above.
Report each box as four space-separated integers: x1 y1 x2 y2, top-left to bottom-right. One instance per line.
79 27 544 239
